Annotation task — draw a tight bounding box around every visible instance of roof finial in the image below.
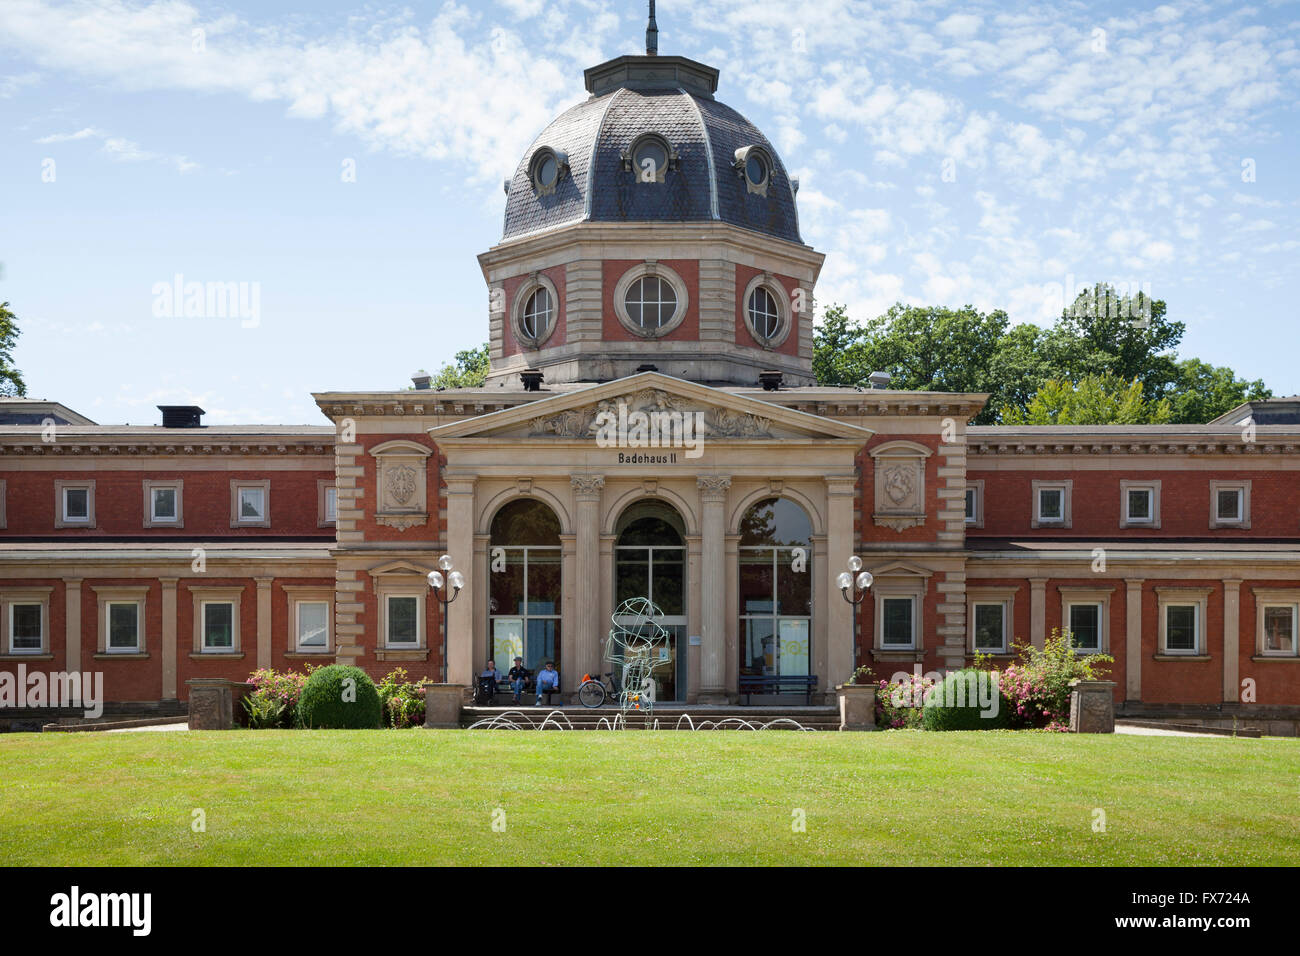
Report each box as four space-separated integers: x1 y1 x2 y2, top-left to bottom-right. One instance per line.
646 0 658 56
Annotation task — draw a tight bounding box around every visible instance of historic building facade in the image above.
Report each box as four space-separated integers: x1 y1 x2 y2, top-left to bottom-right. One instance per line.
2 36 1299 721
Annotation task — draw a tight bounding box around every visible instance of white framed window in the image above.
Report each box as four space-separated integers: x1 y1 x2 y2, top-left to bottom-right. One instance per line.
613 263 689 338
296 601 330 651
143 480 183 528
1059 586 1114 653
1156 588 1210 657
1209 480 1251 529
190 586 243 655
968 586 1016 654
54 479 96 528
1253 589 1299 657
1119 479 1161 529
9 603 45 654
964 480 983 528
1031 480 1071 529
383 593 423 648
318 480 338 527
230 479 271 528
202 602 235 651
512 274 560 348
740 273 793 348
106 602 141 652
878 596 917 649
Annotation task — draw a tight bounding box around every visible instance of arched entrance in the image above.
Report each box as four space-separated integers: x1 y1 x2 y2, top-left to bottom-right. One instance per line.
613 500 687 701
488 499 562 673
738 497 813 681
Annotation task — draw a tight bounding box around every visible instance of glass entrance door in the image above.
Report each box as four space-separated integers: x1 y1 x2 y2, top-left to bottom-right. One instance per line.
613 503 687 701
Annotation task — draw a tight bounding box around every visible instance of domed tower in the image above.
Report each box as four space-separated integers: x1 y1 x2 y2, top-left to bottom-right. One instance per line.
478 7 824 388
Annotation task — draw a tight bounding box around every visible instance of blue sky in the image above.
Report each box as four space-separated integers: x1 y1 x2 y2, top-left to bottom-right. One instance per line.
1 0 1297 424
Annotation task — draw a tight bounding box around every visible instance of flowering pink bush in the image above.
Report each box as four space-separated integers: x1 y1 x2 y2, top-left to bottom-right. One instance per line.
997 630 1113 730
874 674 935 730
244 666 313 728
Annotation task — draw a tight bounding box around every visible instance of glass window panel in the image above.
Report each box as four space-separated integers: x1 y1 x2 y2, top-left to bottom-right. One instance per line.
490 500 561 546
489 549 525 615
743 618 776 675
651 549 684 616
1165 605 1197 651
240 488 264 519
739 551 773 614
1217 489 1241 520
778 618 810 676
776 548 811 616
108 603 139 649
882 598 914 647
387 596 418 645
325 487 337 522
152 487 177 520
12 604 42 649
615 556 650 606
525 618 559 671
1127 489 1151 520
203 603 233 649
973 603 1005 650
64 488 89 519
493 618 524 669
965 488 976 520
297 601 328 648
738 498 811 548
1263 605 1295 653
1038 489 1062 519
1069 603 1101 650
526 550 561 615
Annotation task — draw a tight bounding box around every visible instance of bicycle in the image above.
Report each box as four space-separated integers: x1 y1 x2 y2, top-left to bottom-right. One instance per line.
577 671 623 708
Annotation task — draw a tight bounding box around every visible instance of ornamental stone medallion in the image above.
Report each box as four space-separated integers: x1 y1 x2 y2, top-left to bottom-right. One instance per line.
870 441 931 532
369 440 432 531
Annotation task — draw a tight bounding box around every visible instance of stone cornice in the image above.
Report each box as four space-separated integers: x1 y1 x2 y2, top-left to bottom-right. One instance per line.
0 437 332 458
968 438 1300 457
313 394 536 421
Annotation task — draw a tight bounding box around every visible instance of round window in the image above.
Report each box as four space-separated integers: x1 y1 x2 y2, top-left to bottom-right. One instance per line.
747 287 781 340
625 276 678 330
521 287 552 340
534 154 558 189
745 153 768 187
632 139 669 179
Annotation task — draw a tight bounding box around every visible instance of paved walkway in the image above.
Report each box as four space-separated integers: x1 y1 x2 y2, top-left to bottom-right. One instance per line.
105 722 189 733
1115 722 1216 737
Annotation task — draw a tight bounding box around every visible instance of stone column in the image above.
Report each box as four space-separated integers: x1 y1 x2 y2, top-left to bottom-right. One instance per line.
444 477 476 686
1223 579 1242 704
64 578 82 673
1125 578 1144 702
697 476 731 702
1029 577 1048 649
825 477 857 694
160 577 179 700
571 476 604 690
255 577 273 670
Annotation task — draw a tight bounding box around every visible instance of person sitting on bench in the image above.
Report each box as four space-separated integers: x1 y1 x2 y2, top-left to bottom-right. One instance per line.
478 661 502 699
506 657 530 704
534 661 560 706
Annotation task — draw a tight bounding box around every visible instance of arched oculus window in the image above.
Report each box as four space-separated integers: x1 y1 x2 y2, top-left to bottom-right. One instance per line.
748 286 782 340
521 287 552 341
626 135 675 183
625 276 678 330
734 145 771 195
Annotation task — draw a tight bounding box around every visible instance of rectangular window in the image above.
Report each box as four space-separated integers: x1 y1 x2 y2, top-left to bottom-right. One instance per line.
1068 603 1102 651
63 487 90 522
151 487 178 522
1262 605 1297 655
881 597 915 648
972 602 1006 652
964 488 976 523
325 487 337 524
1126 488 1153 522
202 602 235 651
1164 604 1198 653
106 602 140 652
386 595 419 646
10 603 44 652
239 487 265 521
231 480 270 528
1216 488 1242 522
1038 488 1063 521
296 601 330 651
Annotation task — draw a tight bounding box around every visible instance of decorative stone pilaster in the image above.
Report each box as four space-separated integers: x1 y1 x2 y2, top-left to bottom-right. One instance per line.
422 682 464 729
825 476 857 694
1223 579 1241 703
255 576 273 670
444 477 476 686
1125 578 1144 701
1068 679 1117 733
697 475 731 701
63 578 82 674
1029 577 1048 649
837 683 878 731
160 577 178 700
571 475 604 689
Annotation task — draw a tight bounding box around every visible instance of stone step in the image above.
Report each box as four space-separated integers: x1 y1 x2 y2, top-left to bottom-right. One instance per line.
460 705 842 731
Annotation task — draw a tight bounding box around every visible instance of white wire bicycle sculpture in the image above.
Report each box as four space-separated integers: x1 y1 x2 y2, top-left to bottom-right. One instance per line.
576 596 672 717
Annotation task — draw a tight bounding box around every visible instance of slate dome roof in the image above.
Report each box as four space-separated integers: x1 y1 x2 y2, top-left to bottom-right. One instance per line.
501 53 802 244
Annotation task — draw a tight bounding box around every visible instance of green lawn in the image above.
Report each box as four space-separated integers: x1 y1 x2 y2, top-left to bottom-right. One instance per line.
2 729 1297 866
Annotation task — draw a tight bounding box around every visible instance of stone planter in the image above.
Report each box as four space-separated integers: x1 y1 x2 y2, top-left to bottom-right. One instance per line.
186 678 254 730
837 683 878 732
422 683 465 729
1068 679 1117 733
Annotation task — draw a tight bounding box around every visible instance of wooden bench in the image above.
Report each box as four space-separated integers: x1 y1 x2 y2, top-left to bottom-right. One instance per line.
739 674 818 705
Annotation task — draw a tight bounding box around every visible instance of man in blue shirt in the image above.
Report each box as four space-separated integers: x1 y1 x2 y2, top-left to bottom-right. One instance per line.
534 661 560 705
478 660 503 701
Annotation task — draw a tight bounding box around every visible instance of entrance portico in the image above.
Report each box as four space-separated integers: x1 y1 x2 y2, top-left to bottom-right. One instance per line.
431 371 871 703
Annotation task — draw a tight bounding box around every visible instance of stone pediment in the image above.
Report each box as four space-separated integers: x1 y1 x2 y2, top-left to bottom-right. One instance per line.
427 372 873 444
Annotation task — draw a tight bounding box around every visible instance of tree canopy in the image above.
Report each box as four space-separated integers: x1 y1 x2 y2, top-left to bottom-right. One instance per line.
425 344 489 389
0 302 26 398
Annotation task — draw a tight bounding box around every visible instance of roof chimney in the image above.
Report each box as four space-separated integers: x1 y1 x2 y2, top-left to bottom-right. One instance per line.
520 368 545 392
411 370 432 390
646 0 658 55
868 371 892 389
759 369 784 391
158 405 205 428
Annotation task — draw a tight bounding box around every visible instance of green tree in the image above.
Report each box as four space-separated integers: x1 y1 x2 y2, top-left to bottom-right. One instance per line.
1165 358 1271 424
811 304 868 385
1050 284 1183 398
427 343 489 389
1000 374 1173 425
0 302 26 397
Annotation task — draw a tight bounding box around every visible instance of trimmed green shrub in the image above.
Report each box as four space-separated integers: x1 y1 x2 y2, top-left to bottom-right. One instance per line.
921 668 1011 731
296 665 382 729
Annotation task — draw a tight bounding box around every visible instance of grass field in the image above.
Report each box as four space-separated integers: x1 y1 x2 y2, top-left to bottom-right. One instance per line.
2 729 1297 866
